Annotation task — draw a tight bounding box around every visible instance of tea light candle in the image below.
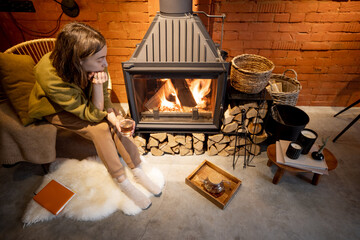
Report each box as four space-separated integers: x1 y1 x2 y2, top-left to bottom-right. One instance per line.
301 130 317 139
291 142 302 149
286 142 302 159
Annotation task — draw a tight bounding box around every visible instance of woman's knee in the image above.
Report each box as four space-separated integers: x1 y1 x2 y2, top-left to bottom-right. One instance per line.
88 122 111 137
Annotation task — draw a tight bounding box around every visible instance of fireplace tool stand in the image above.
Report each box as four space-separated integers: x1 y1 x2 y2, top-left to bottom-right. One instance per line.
232 109 256 169
231 90 269 169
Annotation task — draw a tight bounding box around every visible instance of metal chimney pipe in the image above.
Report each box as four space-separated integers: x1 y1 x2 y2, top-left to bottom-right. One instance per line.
159 0 193 14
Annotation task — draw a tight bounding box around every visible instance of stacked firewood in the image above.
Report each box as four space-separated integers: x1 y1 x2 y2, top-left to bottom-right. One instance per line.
134 133 206 156
133 101 268 157
206 101 268 156
206 134 259 156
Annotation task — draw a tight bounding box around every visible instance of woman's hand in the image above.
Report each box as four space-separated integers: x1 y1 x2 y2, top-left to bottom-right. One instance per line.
107 108 135 136
107 108 124 133
89 71 108 84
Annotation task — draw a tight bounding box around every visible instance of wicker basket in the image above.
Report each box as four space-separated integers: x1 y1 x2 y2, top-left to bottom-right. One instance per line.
230 54 275 94
266 69 301 106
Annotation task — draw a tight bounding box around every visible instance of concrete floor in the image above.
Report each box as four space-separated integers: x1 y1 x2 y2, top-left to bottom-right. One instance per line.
0 106 359 240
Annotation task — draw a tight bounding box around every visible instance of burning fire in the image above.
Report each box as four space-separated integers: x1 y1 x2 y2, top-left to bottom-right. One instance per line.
186 79 211 109
148 78 212 112
158 79 182 112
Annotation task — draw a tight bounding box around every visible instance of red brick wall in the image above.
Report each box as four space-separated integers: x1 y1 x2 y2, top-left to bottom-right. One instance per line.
213 0 360 106
1 0 359 106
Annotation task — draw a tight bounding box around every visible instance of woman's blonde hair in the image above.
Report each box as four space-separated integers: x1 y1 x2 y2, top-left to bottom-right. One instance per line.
50 22 106 89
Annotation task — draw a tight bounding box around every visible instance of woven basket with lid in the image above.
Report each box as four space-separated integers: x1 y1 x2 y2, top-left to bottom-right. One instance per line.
230 54 275 94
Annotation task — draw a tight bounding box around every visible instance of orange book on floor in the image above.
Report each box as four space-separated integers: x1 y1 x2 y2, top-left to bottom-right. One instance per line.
33 179 76 215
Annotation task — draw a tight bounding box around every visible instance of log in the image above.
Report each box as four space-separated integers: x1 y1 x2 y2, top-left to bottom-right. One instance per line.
268 81 282 92
148 137 159 148
159 141 167 149
233 113 243 123
245 118 249 127
222 122 238 133
208 134 223 143
162 144 175 154
236 126 247 133
252 118 263 124
229 136 235 147
186 135 192 143
229 105 241 115
161 145 175 155
175 135 186 145
229 136 251 147
167 134 178 147
194 149 205 155
246 108 258 119
144 83 168 110
171 79 197 107
193 141 204 151
180 145 193 156
223 109 235 125
151 132 167 142
224 107 230 116
172 145 180 154
239 137 252 145
224 146 235 154
207 139 215 148
215 143 227 152
250 131 268 144
151 147 164 156
208 145 218 156
248 122 262 135
192 133 205 142
219 135 230 144
185 141 192 149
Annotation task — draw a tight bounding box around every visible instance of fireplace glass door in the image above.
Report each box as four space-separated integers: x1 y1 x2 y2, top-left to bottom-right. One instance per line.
127 73 225 130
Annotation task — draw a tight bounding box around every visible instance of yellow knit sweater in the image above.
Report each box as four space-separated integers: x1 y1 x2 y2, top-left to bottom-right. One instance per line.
28 52 113 122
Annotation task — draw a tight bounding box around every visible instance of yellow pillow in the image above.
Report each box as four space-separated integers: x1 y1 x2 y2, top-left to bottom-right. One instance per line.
0 53 36 125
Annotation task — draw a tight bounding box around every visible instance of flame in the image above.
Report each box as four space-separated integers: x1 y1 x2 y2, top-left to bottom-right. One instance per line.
158 79 182 112
186 79 212 108
153 78 212 112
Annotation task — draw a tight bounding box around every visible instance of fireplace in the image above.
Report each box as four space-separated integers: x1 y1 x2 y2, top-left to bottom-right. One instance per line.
122 0 229 132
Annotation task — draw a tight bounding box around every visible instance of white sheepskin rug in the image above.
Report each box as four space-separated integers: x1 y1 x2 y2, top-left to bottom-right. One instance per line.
22 156 165 226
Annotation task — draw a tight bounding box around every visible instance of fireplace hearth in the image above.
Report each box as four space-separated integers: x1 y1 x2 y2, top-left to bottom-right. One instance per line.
122 0 229 132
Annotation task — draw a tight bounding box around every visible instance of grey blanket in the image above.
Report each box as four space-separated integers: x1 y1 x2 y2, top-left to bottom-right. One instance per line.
0 101 57 165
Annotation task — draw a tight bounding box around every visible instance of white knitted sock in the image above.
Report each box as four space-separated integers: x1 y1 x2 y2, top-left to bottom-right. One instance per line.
118 179 152 210
132 167 162 197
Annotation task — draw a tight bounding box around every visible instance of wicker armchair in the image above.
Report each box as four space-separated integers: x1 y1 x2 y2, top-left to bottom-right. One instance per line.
5 38 56 63
5 38 112 90
0 38 97 166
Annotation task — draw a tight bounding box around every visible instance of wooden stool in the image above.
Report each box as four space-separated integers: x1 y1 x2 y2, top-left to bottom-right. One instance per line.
266 144 338 185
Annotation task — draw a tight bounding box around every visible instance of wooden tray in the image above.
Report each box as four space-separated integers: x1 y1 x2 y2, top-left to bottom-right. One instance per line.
185 160 242 209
